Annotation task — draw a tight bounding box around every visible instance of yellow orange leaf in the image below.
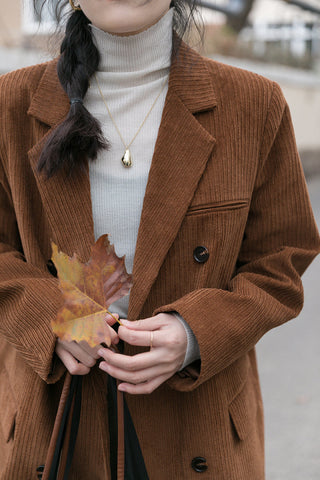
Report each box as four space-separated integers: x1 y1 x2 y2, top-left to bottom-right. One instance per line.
51 235 133 347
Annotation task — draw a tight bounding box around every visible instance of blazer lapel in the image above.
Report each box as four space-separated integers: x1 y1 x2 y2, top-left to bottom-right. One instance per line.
26 45 217 316
27 60 95 262
128 42 217 319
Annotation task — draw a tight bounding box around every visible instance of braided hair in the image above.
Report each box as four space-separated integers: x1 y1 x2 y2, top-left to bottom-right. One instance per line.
36 0 199 177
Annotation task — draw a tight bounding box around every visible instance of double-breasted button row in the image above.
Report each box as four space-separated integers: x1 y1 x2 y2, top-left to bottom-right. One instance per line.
193 246 209 263
48 249 210 273
191 456 208 473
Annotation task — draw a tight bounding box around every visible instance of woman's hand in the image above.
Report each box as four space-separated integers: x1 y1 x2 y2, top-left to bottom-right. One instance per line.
98 313 187 394
55 314 119 375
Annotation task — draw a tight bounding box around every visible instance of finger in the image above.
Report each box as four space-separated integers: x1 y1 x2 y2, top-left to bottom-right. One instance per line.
78 341 101 360
59 340 97 368
105 312 119 326
107 325 120 345
121 315 165 331
118 326 172 348
99 361 169 385
118 374 170 395
98 347 168 372
103 316 120 345
55 342 90 376
118 326 168 347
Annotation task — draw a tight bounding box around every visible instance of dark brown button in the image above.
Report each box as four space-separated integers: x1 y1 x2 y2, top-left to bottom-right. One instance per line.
193 246 209 263
47 260 57 277
191 456 208 473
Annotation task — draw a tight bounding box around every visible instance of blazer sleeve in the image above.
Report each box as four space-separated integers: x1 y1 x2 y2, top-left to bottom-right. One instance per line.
155 82 320 392
0 156 64 384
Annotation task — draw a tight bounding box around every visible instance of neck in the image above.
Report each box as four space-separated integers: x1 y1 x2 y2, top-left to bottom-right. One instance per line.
90 8 174 74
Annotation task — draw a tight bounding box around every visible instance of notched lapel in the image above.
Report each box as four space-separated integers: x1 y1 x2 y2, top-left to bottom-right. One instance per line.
27 61 94 261
128 43 217 318
27 46 218 317
28 59 69 128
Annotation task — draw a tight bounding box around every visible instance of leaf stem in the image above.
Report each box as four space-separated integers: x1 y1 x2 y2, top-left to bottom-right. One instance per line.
106 309 122 326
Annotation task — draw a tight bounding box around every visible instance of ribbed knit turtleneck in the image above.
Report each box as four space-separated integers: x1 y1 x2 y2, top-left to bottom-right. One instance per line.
85 10 200 368
86 9 173 318
91 10 173 75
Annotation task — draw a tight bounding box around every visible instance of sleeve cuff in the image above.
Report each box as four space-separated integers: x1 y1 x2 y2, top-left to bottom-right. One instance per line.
172 312 201 370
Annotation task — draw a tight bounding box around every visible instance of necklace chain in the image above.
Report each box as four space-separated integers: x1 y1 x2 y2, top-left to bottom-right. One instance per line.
94 73 168 167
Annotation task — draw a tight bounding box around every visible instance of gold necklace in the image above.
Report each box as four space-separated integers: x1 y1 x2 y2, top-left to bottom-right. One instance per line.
94 73 168 168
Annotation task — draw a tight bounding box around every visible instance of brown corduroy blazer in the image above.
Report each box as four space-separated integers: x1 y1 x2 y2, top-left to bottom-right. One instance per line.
0 41 319 480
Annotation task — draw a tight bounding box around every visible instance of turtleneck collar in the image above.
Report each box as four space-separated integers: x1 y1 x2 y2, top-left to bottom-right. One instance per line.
90 8 173 74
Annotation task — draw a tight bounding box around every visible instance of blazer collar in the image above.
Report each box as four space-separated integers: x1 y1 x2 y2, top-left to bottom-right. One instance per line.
27 41 217 318
28 40 217 127
28 59 69 127
169 38 217 113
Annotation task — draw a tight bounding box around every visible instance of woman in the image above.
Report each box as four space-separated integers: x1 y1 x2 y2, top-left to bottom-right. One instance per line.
0 0 319 478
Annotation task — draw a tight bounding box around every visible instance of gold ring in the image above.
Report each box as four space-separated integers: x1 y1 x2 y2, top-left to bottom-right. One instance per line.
150 331 153 349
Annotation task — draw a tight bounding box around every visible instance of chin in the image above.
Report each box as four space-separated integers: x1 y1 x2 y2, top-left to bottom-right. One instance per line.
96 18 152 35
87 2 167 35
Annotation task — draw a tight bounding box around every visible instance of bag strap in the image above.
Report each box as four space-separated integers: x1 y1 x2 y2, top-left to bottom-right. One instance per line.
107 375 149 480
43 369 148 479
60 376 82 480
42 374 82 480
56 388 76 480
42 373 72 480
117 383 125 480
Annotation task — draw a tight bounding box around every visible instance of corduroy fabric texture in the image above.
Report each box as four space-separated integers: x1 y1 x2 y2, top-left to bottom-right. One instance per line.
0 40 319 479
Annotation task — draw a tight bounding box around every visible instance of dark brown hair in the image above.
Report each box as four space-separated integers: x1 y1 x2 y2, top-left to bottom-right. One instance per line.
36 1 200 177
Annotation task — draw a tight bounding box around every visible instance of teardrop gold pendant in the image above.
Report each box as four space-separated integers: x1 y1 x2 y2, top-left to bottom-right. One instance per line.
121 149 132 168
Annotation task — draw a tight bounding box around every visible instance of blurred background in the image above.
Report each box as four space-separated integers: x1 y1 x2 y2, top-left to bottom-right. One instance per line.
0 1 319 478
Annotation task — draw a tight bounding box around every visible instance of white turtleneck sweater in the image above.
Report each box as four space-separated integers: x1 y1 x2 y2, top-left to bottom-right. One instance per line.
85 9 200 368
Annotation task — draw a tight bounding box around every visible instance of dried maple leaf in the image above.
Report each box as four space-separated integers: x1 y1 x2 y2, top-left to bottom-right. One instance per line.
51 234 133 347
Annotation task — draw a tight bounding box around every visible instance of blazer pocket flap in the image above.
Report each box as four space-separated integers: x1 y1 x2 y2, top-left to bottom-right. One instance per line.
186 199 249 216
0 367 17 442
228 375 256 441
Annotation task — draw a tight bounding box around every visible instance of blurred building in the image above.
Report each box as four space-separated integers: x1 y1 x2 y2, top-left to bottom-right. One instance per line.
201 0 320 175
243 0 320 68
0 0 21 47
0 0 58 72
201 0 320 68
0 0 59 45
